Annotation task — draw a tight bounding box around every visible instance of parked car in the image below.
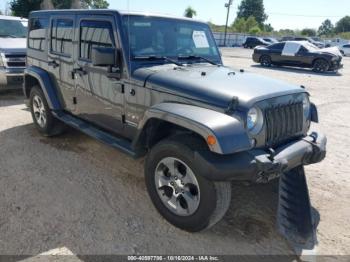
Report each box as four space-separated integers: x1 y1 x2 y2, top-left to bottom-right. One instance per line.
24 10 326 245
0 15 27 90
243 37 269 48
293 37 325 48
263 37 278 44
253 41 343 73
327 38 350 47
339 43 350 56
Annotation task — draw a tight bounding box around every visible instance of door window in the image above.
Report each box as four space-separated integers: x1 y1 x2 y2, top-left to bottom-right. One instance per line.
268 43 285 51
50 19 74 56
28 18 48 51
79 20 115 61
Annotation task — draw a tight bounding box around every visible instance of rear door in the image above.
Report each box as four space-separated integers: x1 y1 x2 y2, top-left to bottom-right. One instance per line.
281 42 302 65
73 15 124 133
48 15 76 112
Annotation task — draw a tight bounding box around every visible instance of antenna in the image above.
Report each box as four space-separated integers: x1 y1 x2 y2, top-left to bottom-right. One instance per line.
224 0 233 47
128 0 131 82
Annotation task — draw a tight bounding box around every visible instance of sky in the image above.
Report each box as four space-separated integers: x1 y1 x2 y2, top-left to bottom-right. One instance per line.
0 0 349 30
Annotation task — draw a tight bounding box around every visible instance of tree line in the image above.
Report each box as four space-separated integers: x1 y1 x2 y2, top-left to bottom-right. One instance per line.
185 0 350 40
4 0 350 40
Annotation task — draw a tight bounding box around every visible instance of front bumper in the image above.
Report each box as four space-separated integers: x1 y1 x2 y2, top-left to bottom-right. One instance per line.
195 132 326 183
330 59 343 71
252 53 260 63
0 67 25 89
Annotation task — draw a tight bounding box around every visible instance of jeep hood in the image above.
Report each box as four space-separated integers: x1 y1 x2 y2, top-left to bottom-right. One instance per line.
0 38 26 53
133 65 305 108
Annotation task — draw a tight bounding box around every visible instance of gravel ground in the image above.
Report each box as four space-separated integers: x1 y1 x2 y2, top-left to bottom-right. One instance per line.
0 48 349 258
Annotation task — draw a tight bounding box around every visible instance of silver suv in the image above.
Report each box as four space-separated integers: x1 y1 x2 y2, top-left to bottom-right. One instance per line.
24 10 326 247
0 15 27 90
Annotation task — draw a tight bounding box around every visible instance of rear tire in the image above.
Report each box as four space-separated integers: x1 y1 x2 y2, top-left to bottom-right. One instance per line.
29 86 65 136
260 55 272 67
145 135 232 232
312 59 329 73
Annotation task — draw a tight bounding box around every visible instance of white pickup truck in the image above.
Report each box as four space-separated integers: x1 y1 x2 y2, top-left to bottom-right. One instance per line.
0 15 27 90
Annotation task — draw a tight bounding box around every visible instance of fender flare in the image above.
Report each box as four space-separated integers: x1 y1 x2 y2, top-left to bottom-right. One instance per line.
24 66 62 110
133 103 252 155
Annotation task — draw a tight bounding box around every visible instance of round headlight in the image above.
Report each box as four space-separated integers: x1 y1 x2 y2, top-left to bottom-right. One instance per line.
247 107 263 134
303 95 311 118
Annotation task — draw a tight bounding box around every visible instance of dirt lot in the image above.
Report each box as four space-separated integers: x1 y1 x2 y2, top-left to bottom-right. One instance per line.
0 48 349 258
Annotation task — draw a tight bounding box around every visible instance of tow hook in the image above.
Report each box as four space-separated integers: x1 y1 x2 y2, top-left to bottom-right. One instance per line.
310 132 318 143
267 148 276 161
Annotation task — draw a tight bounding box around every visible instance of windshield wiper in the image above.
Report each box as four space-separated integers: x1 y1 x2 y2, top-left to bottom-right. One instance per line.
133 55 183 66
177 55 219 66
0 34 18 38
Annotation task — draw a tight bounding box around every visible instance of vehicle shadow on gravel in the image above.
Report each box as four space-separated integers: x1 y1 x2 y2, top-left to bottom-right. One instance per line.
250 64 342 77
0 123 317 259
0 90 25 107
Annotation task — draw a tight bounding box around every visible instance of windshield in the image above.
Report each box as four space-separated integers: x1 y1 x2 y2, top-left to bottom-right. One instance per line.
0 19 27 38
303 42 319 51
122 15 220 62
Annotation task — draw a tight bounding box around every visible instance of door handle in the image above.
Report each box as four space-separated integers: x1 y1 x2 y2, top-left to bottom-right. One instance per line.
73 67 87 76
48 60 59 68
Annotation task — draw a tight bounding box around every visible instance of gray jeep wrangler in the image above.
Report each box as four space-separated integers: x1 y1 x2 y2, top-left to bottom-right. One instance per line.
24 10 326 245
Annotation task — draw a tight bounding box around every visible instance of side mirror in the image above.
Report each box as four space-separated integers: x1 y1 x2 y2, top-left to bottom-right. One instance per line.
91 47 119 67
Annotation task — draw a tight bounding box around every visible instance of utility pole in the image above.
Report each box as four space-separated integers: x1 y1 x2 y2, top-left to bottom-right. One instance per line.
224 0 233 47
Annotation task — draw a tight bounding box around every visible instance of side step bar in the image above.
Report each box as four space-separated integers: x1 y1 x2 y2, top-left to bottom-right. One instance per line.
53 111 137 157
277 166 317 249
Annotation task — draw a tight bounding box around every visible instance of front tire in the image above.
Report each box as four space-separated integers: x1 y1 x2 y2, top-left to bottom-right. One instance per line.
260 55 272 67
313 59 329 73
145 136 232 232
29 86 65 136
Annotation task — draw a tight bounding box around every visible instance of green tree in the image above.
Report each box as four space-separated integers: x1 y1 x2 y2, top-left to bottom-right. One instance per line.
249 26 261 35
53 0 109 9
279 29 295 35
318 19 334 36
232 17 246 32
10 0 42 17
10 0 109 18
335 16 350 33
339 32 350 40
184 6 197 18
263 23 274 32
245 16 259 31
301 28 317 37
236 0 268 25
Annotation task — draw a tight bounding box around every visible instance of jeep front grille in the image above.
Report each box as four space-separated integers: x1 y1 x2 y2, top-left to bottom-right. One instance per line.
265 102 304 147
4 53 26 68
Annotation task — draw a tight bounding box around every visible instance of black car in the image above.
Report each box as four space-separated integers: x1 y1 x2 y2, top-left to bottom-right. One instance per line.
253 41 343 73
243 37 269 49
263 37 278 44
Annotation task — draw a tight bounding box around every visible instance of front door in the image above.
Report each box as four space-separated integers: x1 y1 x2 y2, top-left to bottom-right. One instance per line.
73 16 124 134
48 15 76 112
